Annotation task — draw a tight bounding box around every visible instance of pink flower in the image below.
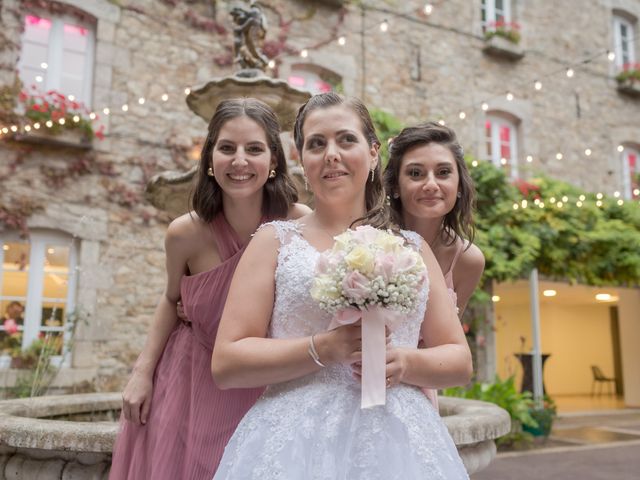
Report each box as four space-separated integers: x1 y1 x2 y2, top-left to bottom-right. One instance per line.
351 225 379 244
393 250 418 273
373 253 395 282
342 270 371 304
3 318 18 335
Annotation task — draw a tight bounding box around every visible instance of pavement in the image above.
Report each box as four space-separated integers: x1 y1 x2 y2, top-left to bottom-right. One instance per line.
471 409 640 480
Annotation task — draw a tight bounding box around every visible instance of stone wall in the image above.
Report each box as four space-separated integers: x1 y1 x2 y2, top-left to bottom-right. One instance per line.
0 0 639 390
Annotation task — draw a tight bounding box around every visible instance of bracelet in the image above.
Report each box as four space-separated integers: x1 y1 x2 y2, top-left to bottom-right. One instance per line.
308 334 326 368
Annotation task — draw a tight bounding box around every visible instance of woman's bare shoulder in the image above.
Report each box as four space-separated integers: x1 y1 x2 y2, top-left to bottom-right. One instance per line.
166 212 213 248
286 202 312 220
459 242 485 272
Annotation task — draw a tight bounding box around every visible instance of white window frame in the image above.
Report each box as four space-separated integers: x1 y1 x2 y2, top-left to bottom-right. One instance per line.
613 15 636 69
481 0 512 31
485 114 519 178
17 12 95 107
0 230 78 367
621 146 640 200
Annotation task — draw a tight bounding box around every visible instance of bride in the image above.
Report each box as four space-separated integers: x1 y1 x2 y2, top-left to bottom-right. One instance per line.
211 92 472 479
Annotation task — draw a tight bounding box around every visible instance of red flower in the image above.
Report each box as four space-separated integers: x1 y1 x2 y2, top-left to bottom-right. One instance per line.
18 91 28 101
3 318 18 335
31 104 41 112
51 110 63 121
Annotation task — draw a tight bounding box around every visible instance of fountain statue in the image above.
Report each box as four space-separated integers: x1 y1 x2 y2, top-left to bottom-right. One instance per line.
146 0 311 217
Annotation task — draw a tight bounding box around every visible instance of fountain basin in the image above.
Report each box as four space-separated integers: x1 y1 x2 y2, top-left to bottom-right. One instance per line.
0 393 509 478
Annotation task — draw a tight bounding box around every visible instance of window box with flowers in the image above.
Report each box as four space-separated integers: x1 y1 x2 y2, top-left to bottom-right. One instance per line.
9 87 104 149
616 63 640 98
483 21 524 61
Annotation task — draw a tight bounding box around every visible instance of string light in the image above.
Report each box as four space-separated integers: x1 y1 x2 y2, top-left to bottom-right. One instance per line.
534 198 540 205
539 202 545 208
267 60 276 68
184 88 191 95
513 203 519 210
300 49 309 58
617 145 624 152
634 188 640 196
338 36 346 46
24 125 31 132
557 201 563 208
122 104 129 112
579 194 586 201
576 201 583 207
73 115 80 122
380 20 389 32
614 191 621 198
549 197 556 203
526 155 533 163
438 119 445 125
566 68 574 78
596 200 603 207
607 50 615 61
481 102 489 111
506 92 514 101
562 196 568 202
40 62 48 69
161 93 169 101
471 160 478 167
423 4 433 15
89 112 96 120
521 199 528 208
500 157 507 165
10 125 18 132
68 94 75 101
1 127 7 134
45 120 53 128
103 107 110 115
138 97 145 105
35 75 43 82
459 111 466 119
33 123 40 129
534 80 542 90
617 199 624 206
556 152 563 160
584 148 592 156
596 192 603 199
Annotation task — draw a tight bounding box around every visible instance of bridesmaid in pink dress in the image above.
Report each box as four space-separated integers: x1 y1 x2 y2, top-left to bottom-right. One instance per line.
383 122 485 408
110 98 309 479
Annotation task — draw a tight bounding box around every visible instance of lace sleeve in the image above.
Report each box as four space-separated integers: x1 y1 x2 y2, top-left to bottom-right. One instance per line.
256 220 301 246
400 229 424 252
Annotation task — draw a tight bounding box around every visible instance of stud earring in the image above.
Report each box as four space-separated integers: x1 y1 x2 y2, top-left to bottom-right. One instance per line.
457 191 462 198
370 168 375 182
269 169 276 179
207 167 214 177
392 192 400 199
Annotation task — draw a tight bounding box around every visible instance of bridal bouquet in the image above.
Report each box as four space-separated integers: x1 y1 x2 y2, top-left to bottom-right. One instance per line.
311 225 427 408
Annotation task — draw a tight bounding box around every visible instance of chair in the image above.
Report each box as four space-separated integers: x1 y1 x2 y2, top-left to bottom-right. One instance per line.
590 365 616 396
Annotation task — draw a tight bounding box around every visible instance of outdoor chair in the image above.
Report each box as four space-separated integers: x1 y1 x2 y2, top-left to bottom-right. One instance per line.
590 365 616 396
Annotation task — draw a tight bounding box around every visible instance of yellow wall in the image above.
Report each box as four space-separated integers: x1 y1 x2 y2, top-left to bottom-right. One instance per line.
495 302 615 396
618 288 640 407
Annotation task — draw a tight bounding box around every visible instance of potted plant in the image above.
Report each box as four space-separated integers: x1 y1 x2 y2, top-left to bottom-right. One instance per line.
616 63 640 96
482 21 524 60
523 395 557 438
485 20 521 44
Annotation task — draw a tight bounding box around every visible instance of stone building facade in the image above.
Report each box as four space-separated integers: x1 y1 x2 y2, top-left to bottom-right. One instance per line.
0 0 639 394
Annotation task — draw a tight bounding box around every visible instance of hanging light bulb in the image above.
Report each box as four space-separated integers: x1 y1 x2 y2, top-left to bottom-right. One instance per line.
506 92 514 101
584 148 592 156
534 80 542 90
380 20 389 32
459 111 466 119
607 50 615 62
481 102 489 111
338 36 346 46
566 68 574 78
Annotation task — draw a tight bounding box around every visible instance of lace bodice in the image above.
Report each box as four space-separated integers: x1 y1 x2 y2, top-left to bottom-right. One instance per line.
262 220 429 346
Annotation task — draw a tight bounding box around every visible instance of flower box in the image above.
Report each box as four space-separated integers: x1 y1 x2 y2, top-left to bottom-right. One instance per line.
483 34 524 61
616 65 640 98
11 127 93 149
617 79 640 97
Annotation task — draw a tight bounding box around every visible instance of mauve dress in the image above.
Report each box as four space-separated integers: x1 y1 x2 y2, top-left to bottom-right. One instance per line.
110 213 264 479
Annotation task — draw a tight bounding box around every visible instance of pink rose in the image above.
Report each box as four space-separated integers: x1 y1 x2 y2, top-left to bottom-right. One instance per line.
393 250 418 273
351 225 379 244
342 270 371 304
3 318 18 335
373 253 395 282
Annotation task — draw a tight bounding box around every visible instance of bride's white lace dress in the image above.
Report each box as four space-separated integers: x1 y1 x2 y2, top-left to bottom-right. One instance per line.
213 221 469 480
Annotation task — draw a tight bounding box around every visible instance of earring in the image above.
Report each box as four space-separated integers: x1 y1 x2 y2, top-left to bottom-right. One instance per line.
269 169 276 179
304 176 309 191
370 168 375 182
457 191 462 198
392 192 400 199
207 167 214 177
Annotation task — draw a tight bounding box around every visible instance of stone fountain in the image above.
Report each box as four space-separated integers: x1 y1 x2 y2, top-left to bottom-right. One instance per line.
146 0 311 217
0 2 510 478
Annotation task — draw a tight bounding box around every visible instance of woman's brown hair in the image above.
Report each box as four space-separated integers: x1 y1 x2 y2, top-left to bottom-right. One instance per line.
292 92 391 230
191 98 298 222
384 122 476 245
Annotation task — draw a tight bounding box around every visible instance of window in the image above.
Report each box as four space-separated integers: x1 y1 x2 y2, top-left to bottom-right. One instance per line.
621 146 640 200
0 230 78 363
287 64 341 95
481 0 512 32
613 14 636 69
17 13 95 106
485 114 519 178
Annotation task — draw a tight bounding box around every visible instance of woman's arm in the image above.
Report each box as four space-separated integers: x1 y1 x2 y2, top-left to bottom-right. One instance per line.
386 240 472 389
453 243 485 316
121 218 190 425
212 225 361 390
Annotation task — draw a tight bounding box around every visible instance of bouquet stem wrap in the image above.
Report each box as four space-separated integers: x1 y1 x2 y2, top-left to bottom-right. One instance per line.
331 306 401 409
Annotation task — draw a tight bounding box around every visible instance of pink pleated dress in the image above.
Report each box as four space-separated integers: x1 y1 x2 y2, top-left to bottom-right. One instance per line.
110 213 264 480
